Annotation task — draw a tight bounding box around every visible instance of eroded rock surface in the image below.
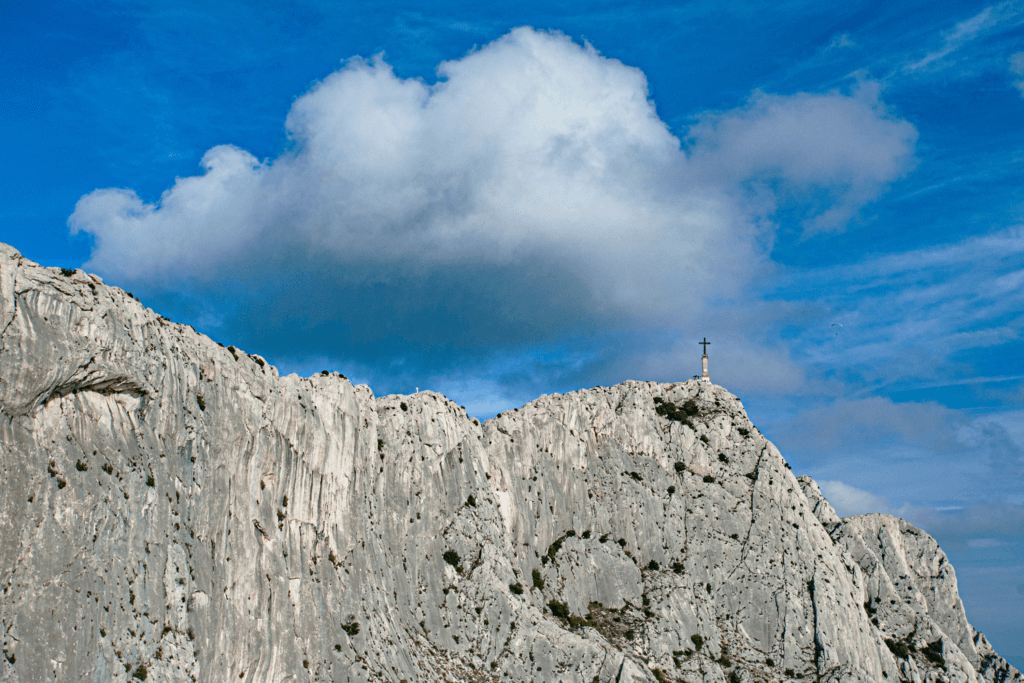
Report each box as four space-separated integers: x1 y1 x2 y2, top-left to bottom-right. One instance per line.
0 243 1019 683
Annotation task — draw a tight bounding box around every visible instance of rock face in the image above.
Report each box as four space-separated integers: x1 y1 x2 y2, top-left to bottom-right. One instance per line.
0 242 1018 683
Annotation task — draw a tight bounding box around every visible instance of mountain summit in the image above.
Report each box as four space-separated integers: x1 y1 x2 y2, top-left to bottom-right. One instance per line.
0 243 1018 683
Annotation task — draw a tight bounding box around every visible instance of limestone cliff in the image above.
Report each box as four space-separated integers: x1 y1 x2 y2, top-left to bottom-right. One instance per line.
0 242 1018 683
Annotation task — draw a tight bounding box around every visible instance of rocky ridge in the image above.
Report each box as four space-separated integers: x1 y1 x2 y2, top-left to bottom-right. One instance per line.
0 242 1019 683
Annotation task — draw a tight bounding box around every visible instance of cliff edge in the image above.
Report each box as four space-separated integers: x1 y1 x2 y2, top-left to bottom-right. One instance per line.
0 244 1018 683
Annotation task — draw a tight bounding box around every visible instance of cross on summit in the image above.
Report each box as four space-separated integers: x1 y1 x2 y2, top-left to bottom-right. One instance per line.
699 337 710 384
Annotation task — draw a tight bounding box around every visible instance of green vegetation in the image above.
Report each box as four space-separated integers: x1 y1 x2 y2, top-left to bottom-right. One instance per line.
341 621 360 636
509 582 524 595
654 398 700 426
548 600 569 619
885 639 910 658
442 550 462 572
691 634 704 650
532 569 544 590
923 640 946 667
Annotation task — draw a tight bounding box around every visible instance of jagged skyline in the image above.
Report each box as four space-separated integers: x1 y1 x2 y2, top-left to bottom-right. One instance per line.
1 0 1022 664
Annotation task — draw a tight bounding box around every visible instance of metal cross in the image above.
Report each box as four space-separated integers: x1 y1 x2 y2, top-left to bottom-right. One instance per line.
699 337 710 354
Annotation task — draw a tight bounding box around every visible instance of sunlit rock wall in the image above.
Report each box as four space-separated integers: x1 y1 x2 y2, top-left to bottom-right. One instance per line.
0 243 1019 683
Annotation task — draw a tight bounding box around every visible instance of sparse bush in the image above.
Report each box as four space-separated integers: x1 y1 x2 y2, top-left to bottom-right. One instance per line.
582 530 591 539
672 562 684 574
442 550 461 568
674 462 684 473
655 401 693 427
60 267 76 277
745 471 757 481
509 582 524 595
617 538 626 547
465 495 476 507
133 665 148 681
282 495 288 507
730 533 739 540
691 634 704 650
885 638 909 658
700 435 710 444
737 427 749 436
667 486 676 495
599 534 609 543
146 475 155 487
682 399 699 416
532 569 544 590
627 471 643 482
703 475 715 483
548 600 569 619
923 640 945 667
101 463 113 474
76 459 88 471
647 560 659 571
341 621 360 636
196 395 206 411
547 539 563 560
766 657 775 667
400 402 408 412
624 629 635 641
718 453 729 463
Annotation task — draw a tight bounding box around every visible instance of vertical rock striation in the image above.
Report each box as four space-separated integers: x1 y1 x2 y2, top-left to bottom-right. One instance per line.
0 242 1018 683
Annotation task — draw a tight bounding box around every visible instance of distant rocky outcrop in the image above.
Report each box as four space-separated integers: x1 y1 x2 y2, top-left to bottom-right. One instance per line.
0 242 1018 683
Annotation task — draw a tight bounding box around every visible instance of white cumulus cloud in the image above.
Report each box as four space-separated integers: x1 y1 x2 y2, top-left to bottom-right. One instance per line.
68 27 918 360
819 480 890 517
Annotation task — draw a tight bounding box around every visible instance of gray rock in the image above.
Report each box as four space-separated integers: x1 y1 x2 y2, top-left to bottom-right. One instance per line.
0 242 1018 683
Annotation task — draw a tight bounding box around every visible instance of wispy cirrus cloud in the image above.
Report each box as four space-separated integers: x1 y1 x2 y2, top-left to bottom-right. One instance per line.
904 3 1021 73
1010 51 1024 94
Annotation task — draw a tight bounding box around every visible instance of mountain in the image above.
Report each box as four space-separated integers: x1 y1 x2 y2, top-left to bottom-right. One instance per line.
0 242 1018 683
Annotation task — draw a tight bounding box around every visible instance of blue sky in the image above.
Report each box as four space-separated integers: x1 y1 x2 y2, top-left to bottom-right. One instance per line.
3 0 1023 665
